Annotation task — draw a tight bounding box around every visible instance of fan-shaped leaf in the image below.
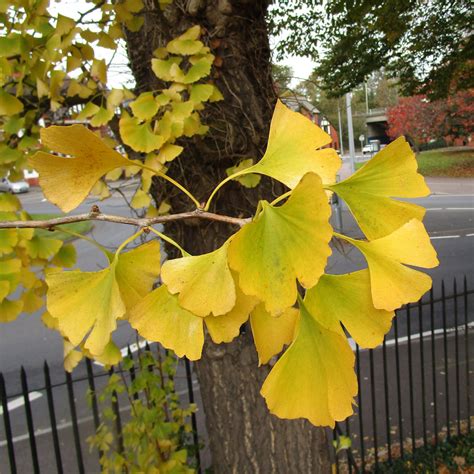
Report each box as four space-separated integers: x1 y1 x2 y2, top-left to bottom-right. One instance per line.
342 219 438 310
228 173 332 315
304 270 394 348
329 137 429 239
261 300 357 427
129 285 203 360
29 125 131 212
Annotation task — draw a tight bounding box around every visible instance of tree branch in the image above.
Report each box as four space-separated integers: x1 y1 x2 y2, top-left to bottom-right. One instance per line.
0 209 250 229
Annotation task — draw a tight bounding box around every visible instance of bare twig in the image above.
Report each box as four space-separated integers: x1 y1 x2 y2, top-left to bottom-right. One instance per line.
0 209 250 229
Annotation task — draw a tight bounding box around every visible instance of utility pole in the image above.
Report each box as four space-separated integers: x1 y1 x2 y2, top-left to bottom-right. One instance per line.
337 101 344 156
346 92 356 174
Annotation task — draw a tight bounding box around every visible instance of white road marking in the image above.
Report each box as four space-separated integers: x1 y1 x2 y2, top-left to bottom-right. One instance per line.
351 321 474 353
446 207 474 211
430 235 460 240
0 392 42 416
94 340 150 366
426 208 444 211
467 233 474 237
0 380 199 447
430 194 474 198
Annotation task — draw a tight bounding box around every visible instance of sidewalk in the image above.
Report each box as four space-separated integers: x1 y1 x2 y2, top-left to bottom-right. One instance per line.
338 158 474 195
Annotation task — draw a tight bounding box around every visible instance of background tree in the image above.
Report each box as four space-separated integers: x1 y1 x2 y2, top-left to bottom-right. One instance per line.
271 63 294 91
271 0 473 98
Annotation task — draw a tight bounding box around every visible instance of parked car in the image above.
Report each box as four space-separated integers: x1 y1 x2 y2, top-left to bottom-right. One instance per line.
362 144 374 155
0 177 30 193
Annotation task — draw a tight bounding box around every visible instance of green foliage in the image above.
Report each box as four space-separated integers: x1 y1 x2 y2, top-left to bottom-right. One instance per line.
416 148 474 177
270 0 473 98
87 349 197 473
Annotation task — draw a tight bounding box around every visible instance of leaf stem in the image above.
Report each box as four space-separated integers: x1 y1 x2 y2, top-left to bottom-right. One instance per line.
203 169 248 211
148 227 188 256
53 227 110 258
270 190 292 206
114 229 145 257
136 163 201 208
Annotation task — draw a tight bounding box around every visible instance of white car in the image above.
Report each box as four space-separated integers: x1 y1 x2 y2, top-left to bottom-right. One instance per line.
362 144 374 155
0 177 30 193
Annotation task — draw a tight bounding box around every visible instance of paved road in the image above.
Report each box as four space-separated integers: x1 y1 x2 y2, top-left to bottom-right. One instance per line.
0 178 473 472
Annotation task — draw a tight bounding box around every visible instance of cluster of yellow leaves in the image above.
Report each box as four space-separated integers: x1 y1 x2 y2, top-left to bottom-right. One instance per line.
0 193 68 323
25 98 438 428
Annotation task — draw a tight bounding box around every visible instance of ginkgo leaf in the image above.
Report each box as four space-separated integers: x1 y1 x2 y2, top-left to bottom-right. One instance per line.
129 92 160 120
228 173 332 315
21 235 63 259
114 240 161 310
64 341 83 372
0 258 21 293
250 303 298 365
129 285 204 360
84 340 122 366
21 285 45 313
329 137 430 239
90 107 114 127
41 311 59 330
0 193 21 211
304 270 394 348
183 58 213 84
46 262 126 356
189 84 214 103
29 125 132 212
0 228 18 255
162 241 235 317
119 114 164 153
0 298 23 323
236 100 341 187
130 188 151 209
205 277 258 344
260 299 357 427
0 280 10 302
226 159 261 188
0 89 24 115
342 219 439 311
52 243 77 268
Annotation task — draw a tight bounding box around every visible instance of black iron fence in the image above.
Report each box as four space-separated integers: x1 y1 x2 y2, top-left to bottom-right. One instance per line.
1 277 472 473
333 276 473 472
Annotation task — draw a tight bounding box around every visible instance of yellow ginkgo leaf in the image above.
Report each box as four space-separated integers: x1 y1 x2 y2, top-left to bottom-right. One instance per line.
161 241 235 317
341 219 438 311
0 280 10 302
260 299 357 427
250 303 298 365
0 193 21 211
129 285 204 360
29 125 132 212
90 107 114 127
329 137 429 239
130 92 160 120
237 100 341 187
21 286 45 313
228 173 332 315
84 340 122 366
119 114 164 153
0 298 23 323
204 276 258 344
0 258 21 293
130 188 151 209
46 262 126 356
0 228 18 255
115 240 161 310
41 311 59 330
304 270 394 348
64 340 83 373
0 89 24 115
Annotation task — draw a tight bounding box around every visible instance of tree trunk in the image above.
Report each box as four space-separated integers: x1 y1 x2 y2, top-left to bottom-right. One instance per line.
125 1 331 471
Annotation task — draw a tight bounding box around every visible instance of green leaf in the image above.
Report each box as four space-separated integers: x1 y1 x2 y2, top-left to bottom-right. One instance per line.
0 90 24 115
228 173 332 315
129 92 160 120
119 114 164 153
189 84 214 103
183 57 212 84
226 159 261 188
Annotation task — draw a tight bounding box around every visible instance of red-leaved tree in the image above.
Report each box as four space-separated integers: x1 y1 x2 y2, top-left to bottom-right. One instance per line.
387 90 473 149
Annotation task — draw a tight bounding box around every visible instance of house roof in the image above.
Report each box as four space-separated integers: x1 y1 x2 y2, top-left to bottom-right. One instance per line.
281 95 320 115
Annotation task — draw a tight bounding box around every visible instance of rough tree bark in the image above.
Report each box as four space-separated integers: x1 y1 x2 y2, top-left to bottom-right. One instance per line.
124 1 331 471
